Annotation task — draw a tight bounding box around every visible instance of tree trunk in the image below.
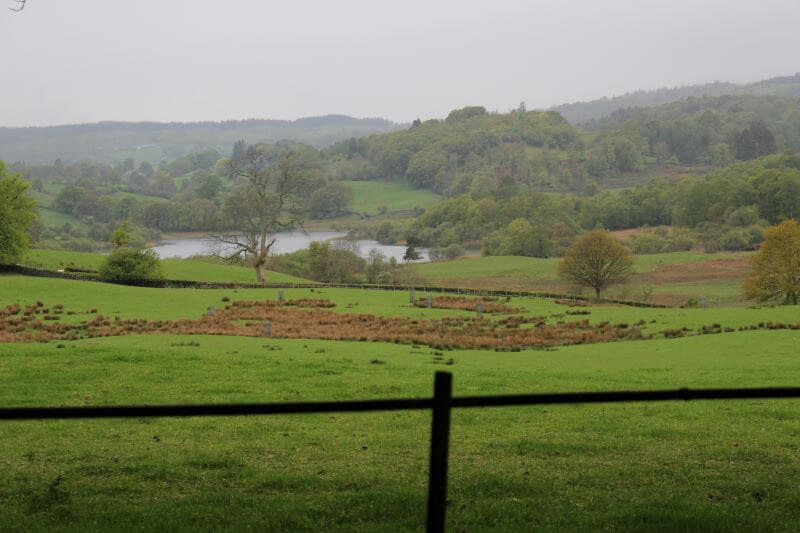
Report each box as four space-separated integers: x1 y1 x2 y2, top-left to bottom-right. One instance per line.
254 256 266 283
595 287 601 302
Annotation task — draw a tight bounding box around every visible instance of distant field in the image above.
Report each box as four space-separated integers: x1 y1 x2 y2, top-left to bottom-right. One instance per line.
36 208 91 232
110 191 169 202
341 180 441 215
27 189 54 208
22 249 309 284
22 248 756 306
411 252 753 306
1 274 800 530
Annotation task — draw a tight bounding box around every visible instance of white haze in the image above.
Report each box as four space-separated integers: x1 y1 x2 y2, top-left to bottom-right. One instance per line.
2 0 799 126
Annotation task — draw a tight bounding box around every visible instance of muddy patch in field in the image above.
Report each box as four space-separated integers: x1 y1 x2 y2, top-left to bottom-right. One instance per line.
0 299 642 351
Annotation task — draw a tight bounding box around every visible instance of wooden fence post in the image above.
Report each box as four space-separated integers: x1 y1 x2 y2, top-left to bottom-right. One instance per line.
426 371 452 533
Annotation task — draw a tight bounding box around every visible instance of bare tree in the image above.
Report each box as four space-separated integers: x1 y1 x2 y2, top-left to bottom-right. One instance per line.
211 148 312 283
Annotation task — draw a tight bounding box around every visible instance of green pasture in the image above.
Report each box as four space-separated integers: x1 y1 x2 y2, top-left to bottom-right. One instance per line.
412 252 748 280
22 249 308 285
1 275 799 530
0 273 798 345
27 189 54 208
341 180 441 215
109 191 169 203
35 209 91 233
411 252 753 306
1 295 799 529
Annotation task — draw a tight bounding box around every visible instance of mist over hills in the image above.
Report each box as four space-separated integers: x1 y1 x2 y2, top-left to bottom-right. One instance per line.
0 115 403 165
551 72 800 125
3 72 800 166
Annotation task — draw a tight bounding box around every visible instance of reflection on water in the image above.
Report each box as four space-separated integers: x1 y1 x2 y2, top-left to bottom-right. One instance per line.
152 231 429 263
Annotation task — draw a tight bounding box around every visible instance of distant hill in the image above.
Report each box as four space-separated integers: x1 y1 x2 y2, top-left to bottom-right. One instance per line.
552 73 800 125
587 93 800 163
0 115 403 165
323 106 581 195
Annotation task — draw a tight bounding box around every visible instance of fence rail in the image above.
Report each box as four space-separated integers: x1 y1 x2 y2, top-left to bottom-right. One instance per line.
3 373 800 532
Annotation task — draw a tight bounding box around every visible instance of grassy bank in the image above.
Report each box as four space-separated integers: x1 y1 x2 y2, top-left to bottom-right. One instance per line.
22 249 309 284
411 252 753 306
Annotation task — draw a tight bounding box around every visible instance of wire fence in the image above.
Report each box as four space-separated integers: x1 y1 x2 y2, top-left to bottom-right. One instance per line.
3 372 800 532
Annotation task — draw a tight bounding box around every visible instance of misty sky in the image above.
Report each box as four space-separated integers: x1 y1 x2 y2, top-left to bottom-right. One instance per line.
3 0 800 127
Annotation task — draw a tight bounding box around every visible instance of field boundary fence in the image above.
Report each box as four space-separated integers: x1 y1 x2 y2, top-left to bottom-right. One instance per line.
0 264 668 308
2 371 800 532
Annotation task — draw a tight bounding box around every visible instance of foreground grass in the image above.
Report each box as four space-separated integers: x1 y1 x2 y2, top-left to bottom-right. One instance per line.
1 332 799 531
2 275 799 530
22 249 309 284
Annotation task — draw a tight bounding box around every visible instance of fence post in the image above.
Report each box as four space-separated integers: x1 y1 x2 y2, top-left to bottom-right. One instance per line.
426 371 452 533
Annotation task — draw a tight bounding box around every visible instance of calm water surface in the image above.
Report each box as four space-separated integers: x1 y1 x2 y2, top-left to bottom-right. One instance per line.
152 231 429 263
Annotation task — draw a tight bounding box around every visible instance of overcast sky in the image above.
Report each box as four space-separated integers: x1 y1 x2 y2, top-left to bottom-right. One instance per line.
2 0 799 127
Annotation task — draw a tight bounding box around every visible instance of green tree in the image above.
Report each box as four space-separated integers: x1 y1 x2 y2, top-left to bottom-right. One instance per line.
53 185 84 215
558 230 634 301
99 248 163 281
110 221 136 249
403 237 422 264
445 106 487 123
743 219 800 305
138 161 154 177
309 182 354 219
735 121 777 161
306 240 364 283
710 143 734 167
0 162 37 264
498 218 551 257
195 174 224 200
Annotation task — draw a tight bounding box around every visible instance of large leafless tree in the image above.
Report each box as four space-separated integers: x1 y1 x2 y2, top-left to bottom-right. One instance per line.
211 148 313 283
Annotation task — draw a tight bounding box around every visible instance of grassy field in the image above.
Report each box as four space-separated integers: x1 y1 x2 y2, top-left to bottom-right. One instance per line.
1 274 799 530
411 252 753 306
27 189 54 209
35 209 91 233
19 247 757 306
341 180 441 215
22 249 309 284
109 191 169 203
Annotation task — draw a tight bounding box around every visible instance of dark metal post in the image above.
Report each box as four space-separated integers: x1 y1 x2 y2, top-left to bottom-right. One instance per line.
426 371 452 533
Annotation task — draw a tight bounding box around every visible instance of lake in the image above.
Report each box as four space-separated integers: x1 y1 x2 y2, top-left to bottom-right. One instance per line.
152 231 429 263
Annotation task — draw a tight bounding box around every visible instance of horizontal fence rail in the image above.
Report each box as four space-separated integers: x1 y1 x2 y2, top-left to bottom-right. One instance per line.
4 387 800 420
4 373 800 532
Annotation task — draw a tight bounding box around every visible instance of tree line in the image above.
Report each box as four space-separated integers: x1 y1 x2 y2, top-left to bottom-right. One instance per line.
397 153 800 256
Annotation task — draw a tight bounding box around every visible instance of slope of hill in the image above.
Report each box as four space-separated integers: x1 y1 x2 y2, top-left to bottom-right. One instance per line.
324 106 581 195
552 72 800 125
0 115 402 165
587 93 800 166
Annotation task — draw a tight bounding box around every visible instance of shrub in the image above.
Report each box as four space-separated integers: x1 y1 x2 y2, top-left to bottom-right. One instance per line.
98 248 163 281
443 243 465 260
